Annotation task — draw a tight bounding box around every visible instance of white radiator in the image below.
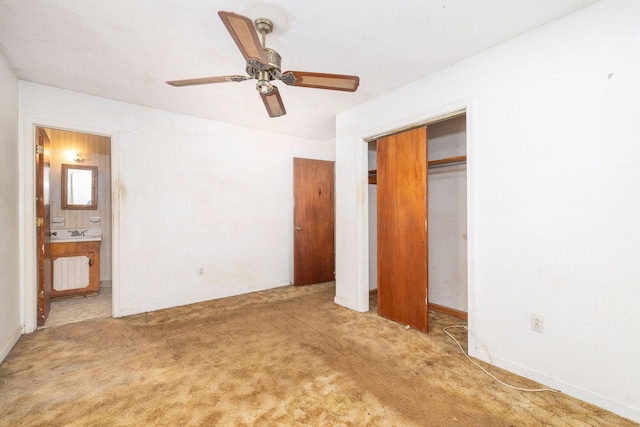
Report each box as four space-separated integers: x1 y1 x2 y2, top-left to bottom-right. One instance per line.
53 256 90 291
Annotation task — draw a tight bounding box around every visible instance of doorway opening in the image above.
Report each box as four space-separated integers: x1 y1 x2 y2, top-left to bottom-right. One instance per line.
36 127 113 328
367 113 468 331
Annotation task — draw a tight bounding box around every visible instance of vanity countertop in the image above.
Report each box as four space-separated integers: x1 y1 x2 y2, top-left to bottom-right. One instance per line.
50 228 102 243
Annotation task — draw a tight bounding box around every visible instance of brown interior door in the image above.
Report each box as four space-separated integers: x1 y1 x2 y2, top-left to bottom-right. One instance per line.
293 158 335 286
36 127 52 326
377 127 429 332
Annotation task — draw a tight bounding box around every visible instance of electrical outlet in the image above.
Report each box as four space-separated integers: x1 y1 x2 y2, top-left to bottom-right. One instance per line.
197 267 204 276
530 314 544 333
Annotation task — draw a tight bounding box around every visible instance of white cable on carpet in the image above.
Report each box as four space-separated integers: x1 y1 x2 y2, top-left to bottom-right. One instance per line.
443 325 559 393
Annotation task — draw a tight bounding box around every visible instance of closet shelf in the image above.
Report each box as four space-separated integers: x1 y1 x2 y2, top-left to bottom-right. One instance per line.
368 155 466 185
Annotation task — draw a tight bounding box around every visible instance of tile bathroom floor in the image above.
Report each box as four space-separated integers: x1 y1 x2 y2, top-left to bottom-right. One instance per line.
39 286 112 329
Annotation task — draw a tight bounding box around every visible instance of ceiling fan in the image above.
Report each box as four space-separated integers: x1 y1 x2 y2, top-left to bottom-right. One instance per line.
166 11 360 118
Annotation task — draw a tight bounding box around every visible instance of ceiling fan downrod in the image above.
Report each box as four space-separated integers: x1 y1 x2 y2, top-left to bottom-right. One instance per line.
255 18 272 47
252 18 281 94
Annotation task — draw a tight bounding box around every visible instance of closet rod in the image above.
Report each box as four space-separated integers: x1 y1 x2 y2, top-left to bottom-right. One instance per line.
428 155 466 168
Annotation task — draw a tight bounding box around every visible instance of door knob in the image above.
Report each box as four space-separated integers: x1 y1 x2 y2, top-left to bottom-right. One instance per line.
47 231 57 236
295 226 302 231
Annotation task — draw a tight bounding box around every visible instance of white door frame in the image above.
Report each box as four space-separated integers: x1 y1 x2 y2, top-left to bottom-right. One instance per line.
20 117 120 333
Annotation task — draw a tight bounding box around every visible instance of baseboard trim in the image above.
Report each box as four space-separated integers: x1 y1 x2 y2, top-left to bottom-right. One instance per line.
334 295 362 312
0 325 23 364
117 281 291 317
429 303 468 320
474 349 640 424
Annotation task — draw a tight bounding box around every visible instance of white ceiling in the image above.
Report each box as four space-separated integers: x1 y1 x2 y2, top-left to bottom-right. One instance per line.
0 0 598 141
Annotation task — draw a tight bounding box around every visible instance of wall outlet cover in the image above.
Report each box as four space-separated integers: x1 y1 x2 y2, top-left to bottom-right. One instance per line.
531 313 544 333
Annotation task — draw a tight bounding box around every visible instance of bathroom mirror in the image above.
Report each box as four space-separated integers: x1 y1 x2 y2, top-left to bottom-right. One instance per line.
61 164 98 210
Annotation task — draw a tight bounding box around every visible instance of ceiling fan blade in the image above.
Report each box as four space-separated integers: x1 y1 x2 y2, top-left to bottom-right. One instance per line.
281 71 360 92
218 11 269 69
166 75 248 87
260 87 286 118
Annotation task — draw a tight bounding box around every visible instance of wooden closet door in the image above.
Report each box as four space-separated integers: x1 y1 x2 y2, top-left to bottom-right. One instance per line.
377 127 428 332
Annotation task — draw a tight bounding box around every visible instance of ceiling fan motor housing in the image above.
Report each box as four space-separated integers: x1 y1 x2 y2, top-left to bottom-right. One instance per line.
246 47 282 80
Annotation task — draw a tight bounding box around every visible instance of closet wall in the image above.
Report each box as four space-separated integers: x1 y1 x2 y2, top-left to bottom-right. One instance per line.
368 141 377 291
368 115 467 312
427 116 467 312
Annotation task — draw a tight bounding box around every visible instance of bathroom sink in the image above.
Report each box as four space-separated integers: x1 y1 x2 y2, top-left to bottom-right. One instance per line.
50 228 102 243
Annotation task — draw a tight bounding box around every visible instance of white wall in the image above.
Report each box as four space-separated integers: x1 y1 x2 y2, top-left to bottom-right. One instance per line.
19 83 335 330
336 0 639 422
0 52 21 364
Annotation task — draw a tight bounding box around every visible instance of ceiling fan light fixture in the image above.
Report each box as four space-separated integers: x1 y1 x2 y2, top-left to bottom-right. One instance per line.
256 70 274 94
257 80 273 94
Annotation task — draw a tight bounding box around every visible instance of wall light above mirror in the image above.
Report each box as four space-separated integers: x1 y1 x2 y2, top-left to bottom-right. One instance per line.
61 164 98 210
65 150 93 163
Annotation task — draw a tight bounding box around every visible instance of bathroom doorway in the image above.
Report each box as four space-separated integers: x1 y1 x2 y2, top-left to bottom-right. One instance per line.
36 127 113 328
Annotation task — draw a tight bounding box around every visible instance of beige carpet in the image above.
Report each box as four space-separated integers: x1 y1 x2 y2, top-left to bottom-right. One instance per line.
0 282 635 426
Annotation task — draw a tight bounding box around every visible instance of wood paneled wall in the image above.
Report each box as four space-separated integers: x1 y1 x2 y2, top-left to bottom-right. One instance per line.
46 128 112 282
